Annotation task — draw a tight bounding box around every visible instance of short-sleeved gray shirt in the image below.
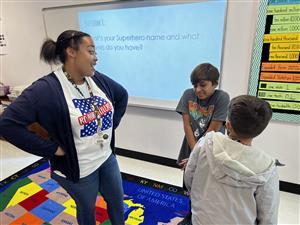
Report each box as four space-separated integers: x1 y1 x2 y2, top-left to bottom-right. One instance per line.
176 89 230 163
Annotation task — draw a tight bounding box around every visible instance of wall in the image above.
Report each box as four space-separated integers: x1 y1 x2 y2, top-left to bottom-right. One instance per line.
0 0 101 87
1 0 299 184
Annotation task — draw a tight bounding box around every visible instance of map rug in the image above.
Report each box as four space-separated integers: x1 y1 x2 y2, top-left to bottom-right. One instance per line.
0 158 189 225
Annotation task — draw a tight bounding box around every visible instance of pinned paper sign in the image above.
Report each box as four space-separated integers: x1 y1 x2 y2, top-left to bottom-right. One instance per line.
0 17 8 55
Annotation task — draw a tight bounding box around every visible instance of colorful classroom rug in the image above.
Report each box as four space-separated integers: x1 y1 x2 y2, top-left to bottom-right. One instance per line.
0 158 189 225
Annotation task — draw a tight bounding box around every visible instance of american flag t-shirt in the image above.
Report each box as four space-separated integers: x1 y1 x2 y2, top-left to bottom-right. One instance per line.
55 68 114 178
73 96 113 137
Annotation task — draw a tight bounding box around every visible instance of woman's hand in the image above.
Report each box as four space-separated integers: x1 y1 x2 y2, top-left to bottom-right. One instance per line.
55 146 65 156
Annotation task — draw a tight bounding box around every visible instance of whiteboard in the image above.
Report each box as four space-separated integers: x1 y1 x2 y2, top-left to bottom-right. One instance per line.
43 0 227 110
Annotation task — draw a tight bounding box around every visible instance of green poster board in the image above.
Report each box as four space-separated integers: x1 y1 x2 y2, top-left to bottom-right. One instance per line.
249 0 300 123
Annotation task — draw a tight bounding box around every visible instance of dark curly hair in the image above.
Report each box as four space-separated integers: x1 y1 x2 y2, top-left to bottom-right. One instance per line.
228 95 273 138
190 63 220 86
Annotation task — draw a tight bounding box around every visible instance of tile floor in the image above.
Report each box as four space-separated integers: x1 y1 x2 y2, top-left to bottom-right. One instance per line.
1 140 299 224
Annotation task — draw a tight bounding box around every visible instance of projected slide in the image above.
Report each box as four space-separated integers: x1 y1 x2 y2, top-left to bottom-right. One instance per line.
79 1 226 104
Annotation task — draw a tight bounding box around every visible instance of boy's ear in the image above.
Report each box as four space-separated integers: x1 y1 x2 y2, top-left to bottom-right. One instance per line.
225 121 232 132
226 120 238 138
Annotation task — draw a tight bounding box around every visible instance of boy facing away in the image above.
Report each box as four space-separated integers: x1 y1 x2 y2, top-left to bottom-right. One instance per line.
184 95 279 225
176 63 229 225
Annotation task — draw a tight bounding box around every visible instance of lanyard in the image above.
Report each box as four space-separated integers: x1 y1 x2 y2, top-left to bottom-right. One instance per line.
64 71 102 130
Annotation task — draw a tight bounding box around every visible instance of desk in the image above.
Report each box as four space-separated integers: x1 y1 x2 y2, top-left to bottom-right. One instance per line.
27 123 49 139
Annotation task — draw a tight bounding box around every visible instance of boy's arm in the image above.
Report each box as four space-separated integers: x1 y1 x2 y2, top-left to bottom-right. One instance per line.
205 91 230 134
255 168 280 225
205 120 224 133
184 144 201 191
182 113 197 150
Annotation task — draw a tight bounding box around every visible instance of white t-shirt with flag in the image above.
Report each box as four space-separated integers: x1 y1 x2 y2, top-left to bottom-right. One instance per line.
55 68 113 178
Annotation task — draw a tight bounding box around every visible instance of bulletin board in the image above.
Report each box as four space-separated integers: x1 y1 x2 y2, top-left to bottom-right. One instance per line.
249 0 300 123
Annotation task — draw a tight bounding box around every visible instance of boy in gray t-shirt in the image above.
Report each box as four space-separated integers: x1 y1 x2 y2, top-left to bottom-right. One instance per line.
176 63 229 225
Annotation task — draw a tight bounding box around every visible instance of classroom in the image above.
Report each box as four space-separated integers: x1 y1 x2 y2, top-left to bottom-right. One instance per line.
0 0 299 224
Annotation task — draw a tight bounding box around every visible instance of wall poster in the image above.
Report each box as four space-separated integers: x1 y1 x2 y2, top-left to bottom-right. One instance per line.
0 17 8 55
249 0 300 123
